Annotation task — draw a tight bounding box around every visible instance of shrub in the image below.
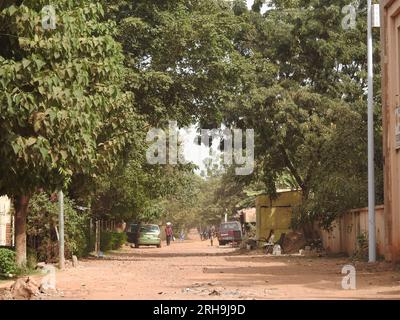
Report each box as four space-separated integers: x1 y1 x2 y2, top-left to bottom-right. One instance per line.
354 231 368 261
26 247 38 270
100 232 127 252
112 232 127 250
100 232 113 252
27 192 89 262
0 248 18 276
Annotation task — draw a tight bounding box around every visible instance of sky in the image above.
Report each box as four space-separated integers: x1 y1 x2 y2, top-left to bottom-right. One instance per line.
180 125 223 175
246 0 270 14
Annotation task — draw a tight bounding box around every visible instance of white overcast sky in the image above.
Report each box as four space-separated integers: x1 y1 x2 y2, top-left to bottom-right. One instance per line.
180 125 222 175
246 0 270 14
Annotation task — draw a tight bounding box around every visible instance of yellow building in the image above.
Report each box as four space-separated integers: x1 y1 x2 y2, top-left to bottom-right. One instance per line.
255 190 302 243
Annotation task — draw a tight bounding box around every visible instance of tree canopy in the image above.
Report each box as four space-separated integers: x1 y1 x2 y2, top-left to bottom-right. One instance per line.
0 0 384 264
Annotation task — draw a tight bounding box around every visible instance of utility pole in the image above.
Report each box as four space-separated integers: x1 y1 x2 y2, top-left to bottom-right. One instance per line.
58 190 65 269
367 1 380 263
95 220 100 256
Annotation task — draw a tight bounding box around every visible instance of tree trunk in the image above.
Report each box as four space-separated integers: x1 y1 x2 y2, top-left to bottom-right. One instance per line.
14 195 30 266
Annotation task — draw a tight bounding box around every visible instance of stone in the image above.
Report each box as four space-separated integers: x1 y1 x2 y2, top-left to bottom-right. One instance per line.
209 289 221 296
39 282 57 294
10 277 40 300
0 288 13 300
273 244 282 255
39 278 56 293
36 262 46 269
282 231 307 254
72 255 78 267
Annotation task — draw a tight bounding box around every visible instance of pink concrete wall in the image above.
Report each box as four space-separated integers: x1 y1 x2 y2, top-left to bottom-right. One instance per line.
320 206 385 257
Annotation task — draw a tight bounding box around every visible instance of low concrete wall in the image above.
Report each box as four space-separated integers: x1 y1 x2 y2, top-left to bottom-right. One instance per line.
320 206 385 257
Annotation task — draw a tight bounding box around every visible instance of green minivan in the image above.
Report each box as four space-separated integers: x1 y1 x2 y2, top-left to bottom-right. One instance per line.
127 224 161 248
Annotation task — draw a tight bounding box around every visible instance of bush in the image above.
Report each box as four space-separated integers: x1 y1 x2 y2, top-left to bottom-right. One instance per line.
0 248 18 276
100 232 113 252
112 232 127 250
27 192 90 262
26 247 38 270
354 231 368 261
100 232 127 252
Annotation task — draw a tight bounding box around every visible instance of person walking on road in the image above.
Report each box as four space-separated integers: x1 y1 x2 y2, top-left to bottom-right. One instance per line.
179 230 185 241
165 222 173 246
209 225 216 246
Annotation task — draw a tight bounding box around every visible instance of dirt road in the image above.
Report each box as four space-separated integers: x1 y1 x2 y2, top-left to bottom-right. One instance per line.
3 230 400 300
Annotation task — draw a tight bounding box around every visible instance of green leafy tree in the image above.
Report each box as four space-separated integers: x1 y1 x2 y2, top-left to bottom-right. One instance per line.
0 0 133 264
218 0 383 231
106 0 247 127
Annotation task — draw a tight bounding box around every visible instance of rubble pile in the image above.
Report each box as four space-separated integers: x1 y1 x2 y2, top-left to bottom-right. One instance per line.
282 231 307 254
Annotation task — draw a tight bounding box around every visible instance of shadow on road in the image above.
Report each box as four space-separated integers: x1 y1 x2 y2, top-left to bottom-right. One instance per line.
103 250 240 260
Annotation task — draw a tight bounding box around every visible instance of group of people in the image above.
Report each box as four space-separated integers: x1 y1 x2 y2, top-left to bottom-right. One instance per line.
165 223 218 247
199 226 216 246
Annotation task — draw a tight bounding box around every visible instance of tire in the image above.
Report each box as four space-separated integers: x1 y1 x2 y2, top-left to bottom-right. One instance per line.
134 243 139 248
218 240 225 246
157 243 161 248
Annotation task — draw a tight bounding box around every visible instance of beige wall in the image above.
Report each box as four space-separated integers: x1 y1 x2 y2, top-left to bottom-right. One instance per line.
320 206 385 257
381 0 400 261
0 195 12 246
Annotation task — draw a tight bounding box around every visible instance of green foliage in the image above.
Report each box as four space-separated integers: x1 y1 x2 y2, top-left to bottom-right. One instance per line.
100 232 113 252
0 0 134 196
0 0 386 244
27 192 89 261
214 0 383 229
107 0 245 127
100 231 127 252
26 247 38 270
192 167 265 227
112 232 127 250
0 248 18 276
354 231 368 261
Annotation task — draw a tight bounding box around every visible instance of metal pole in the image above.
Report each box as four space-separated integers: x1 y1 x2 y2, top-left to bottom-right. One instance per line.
58 190 65 269
367 0 376 262
95 220 100 256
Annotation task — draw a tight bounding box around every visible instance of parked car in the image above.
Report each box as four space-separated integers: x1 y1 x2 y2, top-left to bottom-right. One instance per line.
217 221 243 245
127 223 161 248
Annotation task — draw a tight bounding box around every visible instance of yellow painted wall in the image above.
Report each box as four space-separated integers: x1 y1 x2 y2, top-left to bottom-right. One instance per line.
256 190 302 243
